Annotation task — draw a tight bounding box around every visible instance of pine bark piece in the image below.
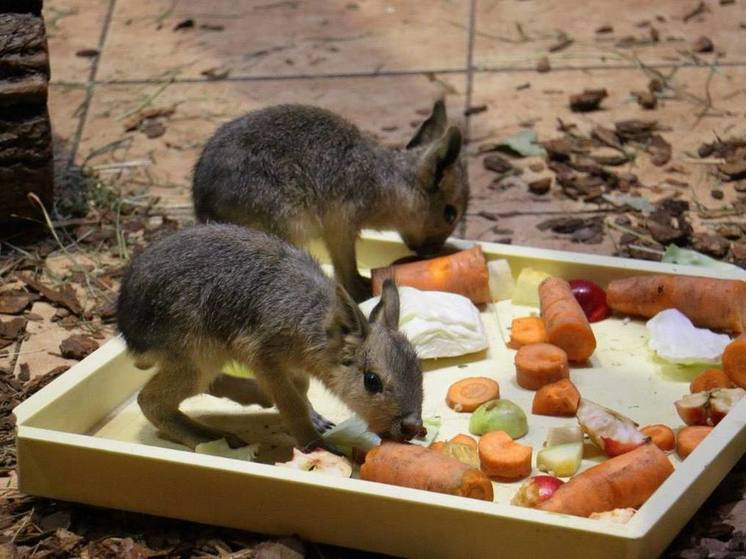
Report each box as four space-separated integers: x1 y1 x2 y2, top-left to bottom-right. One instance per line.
0 4 53 224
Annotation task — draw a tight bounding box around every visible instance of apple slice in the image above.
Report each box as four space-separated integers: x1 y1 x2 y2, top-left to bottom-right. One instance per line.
545 425 584 447
536 442 584 477
511 475 564 508
674 391 710 426
709 387 745 425
275 448 353 477
576 399 649 457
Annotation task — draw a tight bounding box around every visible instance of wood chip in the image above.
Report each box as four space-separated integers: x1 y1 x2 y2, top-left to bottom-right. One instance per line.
59 334 99 360
13 274 83 316
569 89 607 112
0 291 37 314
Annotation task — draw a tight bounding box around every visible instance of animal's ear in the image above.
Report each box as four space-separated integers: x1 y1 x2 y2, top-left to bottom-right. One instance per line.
416 126 463 191
334 283 370 340
406 99 448 149
368 279 400 330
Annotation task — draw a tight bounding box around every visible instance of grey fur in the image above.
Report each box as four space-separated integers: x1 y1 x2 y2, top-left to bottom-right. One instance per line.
117 224 423 451
192 100 469 301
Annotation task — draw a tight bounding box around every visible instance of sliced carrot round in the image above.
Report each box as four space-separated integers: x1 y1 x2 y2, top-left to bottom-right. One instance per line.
532 378 580 416
676 426 713 460
478 430 532 480
640 424 675 452
446 377 500 412
514 343 569 391
507 316 548 349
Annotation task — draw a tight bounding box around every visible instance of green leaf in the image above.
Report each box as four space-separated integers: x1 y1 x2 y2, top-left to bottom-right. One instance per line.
662 245 745 275
497 130 547 157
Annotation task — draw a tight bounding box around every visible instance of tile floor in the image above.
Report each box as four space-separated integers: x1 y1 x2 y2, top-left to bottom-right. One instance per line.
48 0 746 254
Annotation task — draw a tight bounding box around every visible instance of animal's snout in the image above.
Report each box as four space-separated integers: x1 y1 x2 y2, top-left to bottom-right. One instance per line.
400 413 424 439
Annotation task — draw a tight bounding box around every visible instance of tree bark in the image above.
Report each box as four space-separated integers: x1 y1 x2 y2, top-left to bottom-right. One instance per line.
0 1 53 224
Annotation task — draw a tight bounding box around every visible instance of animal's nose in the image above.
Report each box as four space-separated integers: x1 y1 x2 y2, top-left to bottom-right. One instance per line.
400 414 424 438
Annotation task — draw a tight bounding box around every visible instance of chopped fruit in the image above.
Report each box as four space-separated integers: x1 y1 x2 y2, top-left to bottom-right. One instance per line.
589 508 637 524
537 442 584 477
569 279 611 323
576 399 649 457
275 448 353 477
545 425 584 447
710 388 745 425
512 268 551 307
675 388 745 426
640 424 676 452
450 434 478 449
469 399 529 439
511 475 565 508
674 391 710 426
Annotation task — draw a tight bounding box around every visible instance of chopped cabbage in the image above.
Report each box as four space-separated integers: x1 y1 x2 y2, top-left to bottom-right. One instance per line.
647 309 731 364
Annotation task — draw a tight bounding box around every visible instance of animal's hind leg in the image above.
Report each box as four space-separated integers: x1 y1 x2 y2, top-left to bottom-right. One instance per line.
138 361 244 449
208 373 273 408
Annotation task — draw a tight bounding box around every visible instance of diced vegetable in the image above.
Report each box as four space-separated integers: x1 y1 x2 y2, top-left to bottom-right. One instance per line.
640 424 676 452
446 377 500 412
532 379 581 417
676 426 713 459
322 416 382 457
507 316 547 349
514 342 569 390
690 368 735 393
545 425 584 447
511 475 564 508
723 333 746 388
478 431 533 480
440 441 481 468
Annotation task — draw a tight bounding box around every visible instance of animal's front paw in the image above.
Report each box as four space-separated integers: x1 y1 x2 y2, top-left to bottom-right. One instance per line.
310 409 335 433
298 437 344 456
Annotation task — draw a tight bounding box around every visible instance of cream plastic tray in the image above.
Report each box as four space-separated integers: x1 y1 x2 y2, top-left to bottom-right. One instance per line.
15 231 746 559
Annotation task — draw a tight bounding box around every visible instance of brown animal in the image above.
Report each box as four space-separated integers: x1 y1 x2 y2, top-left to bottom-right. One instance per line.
192 101 469 301
117 224 423 452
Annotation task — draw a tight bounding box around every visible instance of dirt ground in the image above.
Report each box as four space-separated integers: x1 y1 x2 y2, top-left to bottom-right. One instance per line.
2 0 746 557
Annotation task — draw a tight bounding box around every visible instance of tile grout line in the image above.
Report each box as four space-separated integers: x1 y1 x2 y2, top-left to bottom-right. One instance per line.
66 0 117 169
48 60 746 90
463 0 477 143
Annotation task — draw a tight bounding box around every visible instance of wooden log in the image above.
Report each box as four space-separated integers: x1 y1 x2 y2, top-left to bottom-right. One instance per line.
0 5 53 224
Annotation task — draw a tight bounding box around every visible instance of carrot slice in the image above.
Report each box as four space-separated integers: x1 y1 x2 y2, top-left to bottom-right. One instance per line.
690 368 734 393
537 443 673 517
532 379 580 416
539 277 597 363
723 333 746 389
514 343 569 391
361 442 494 501
429 441 446 451
450 434 478 449
607 275 746 334
507 316 548 349
446 377 500 412
676 426 713 459
478 430 532 480
371 246 491 305
640 424 676 452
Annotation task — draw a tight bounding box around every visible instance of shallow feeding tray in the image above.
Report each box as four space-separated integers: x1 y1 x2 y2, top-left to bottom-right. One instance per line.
15 231 746 559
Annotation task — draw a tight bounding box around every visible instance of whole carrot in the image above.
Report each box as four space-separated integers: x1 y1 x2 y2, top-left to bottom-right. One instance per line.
360 442 494 501
539 277 597 362
371 246 491 304
537 443 673 517
607 275 746 333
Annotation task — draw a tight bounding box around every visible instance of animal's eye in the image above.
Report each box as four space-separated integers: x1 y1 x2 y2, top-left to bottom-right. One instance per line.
363 371 383 393
444 204 458 225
